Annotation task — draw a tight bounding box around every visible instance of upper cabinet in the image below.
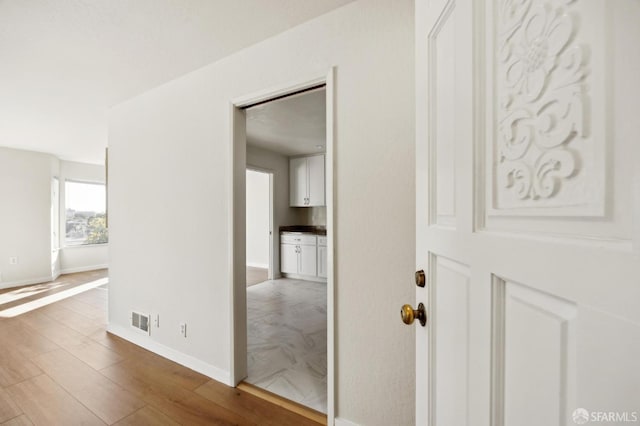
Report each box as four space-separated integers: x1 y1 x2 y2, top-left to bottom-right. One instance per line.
290 154 325 207
290 157 308 206
307 155 325 206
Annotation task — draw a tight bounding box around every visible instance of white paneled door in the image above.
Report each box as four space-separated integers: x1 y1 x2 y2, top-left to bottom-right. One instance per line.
414 0 640 425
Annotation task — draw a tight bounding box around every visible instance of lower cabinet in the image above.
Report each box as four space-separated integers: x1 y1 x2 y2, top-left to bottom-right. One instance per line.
299 244 317 276
280 232 326 280
280 243 299 274
280 233 317 277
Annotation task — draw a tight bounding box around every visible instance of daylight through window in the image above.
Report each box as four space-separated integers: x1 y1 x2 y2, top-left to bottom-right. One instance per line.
65 181 108 246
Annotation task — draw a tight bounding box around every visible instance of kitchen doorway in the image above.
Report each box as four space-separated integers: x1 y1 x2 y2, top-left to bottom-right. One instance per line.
230 70 335 420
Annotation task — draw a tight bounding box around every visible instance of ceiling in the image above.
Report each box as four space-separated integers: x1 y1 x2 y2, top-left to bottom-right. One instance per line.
246 87 326 157
0 0 353 164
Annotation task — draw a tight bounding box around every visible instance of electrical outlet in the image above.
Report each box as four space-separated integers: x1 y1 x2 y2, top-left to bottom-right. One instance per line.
9 257 18 265
154 314 160 328
180 323 187 337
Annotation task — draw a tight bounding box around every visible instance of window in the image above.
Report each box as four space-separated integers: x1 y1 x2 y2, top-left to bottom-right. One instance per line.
65 181 108 246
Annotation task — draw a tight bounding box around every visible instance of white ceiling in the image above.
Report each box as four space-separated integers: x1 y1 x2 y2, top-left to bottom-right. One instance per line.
246 87 326 157
0 0 353 164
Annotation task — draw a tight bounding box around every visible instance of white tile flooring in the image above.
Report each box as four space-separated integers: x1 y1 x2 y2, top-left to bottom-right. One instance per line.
245 278 327 413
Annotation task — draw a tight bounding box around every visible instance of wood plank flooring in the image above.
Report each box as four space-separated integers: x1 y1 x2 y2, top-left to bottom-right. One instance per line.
0 271 324 425
246 267 268 287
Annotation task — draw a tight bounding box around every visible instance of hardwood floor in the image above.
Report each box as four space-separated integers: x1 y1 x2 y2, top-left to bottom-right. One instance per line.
0 271 324 425
246 267 268 287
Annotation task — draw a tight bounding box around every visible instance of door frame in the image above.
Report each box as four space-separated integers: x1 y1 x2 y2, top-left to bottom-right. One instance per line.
228 68 336 421
245 167 275 280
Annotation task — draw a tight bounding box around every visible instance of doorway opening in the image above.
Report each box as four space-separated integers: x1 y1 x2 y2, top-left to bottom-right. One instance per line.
246 168 273 286
230 71 334 420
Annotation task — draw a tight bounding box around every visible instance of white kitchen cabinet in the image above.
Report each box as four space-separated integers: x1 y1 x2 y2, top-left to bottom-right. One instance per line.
280 233 317 277
280 243 298 274
289 154 325 207
317 236 327 278
299 244 317 276
307 155 325 206
289 157 308 206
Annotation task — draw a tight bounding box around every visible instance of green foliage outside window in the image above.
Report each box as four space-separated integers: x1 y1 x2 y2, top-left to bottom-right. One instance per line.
86 214 109 244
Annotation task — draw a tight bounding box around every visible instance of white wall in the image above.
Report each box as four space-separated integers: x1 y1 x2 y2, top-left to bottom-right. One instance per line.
0 147 57 288
245 169 269 268
59 160 108 273
0 151 107 288
108 1 415 424
301 206 327 226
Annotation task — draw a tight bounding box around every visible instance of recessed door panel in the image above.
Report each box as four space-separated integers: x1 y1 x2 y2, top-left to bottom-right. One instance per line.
494 279 577 426
432 256 470 426
429 0 457 227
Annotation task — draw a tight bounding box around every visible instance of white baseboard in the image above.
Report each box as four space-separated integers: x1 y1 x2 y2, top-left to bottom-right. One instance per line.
60 264 108 274
335 418 361 426
246 262 269 269
281 272 327 283
0 274 55 290
0 267 98 290
107 323 231 386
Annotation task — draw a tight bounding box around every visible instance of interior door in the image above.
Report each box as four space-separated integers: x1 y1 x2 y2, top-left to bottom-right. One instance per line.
413 0 640 425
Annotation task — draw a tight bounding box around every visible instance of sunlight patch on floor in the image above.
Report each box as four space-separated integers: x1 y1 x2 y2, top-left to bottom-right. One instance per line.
0 282 68 305
0 277 108 318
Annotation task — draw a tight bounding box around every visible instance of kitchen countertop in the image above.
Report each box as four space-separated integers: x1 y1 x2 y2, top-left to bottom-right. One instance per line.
279 225 327 236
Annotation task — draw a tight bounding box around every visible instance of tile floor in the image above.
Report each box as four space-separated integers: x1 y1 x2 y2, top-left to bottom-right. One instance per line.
246 278 327 413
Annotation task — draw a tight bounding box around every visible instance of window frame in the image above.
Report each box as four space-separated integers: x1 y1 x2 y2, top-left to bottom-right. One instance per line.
64 179 108 247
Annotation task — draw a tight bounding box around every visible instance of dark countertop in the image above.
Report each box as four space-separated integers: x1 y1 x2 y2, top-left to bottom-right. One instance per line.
279 225 327 236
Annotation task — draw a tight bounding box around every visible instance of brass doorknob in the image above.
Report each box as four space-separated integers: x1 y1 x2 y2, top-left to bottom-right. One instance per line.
401 303 427 326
